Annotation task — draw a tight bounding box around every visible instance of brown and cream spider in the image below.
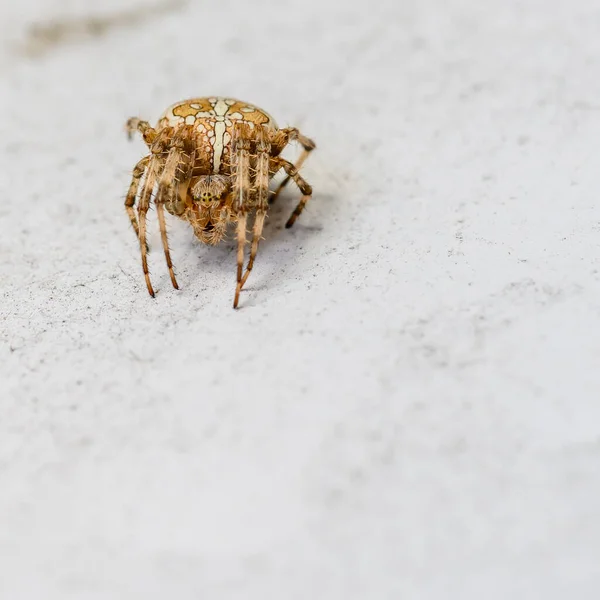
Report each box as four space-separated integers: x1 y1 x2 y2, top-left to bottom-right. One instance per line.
124 96 316 308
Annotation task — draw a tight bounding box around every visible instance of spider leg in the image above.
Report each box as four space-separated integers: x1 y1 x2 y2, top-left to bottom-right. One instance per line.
156 203 178 290
270 128 315 204
231 123 252 308
124 155 150 240
137 158 159 297
125 117 158 146
272 157 313 228
154 145 192 290
234 214 248 308
240 128 270 289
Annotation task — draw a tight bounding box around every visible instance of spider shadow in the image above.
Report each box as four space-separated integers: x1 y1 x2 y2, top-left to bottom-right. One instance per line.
179 188 336 301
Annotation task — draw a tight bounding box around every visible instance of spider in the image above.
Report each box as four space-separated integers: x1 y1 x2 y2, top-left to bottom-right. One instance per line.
124 96 316 308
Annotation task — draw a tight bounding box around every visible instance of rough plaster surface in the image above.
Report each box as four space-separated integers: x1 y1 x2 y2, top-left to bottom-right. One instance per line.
1 0 600 598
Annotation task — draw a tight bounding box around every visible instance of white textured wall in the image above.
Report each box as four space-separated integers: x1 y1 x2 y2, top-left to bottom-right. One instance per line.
1 1 600 598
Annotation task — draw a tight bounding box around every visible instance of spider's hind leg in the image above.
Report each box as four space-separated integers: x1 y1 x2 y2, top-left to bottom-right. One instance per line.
270 127 315 204
272 157 313 228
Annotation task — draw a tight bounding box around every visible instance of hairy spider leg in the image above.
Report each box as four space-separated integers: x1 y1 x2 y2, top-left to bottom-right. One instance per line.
125 155 150 239
270 128 316 204
232 123 252 308
156 204 178 289
271 157 314 228
240 127 271 289
137 158 159 297
154 147 185 290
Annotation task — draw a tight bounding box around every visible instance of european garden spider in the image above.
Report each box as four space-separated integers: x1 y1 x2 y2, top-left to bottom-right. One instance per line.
125 96 316 308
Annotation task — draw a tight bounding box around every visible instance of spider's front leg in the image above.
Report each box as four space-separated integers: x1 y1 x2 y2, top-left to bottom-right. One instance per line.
153 129 196 291
270 127 315 203
231 123 252 309
154 147 185 291
240 127 271 289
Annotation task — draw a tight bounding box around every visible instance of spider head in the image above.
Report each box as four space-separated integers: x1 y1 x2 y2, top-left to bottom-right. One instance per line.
190 175 230 206
188 175 231 245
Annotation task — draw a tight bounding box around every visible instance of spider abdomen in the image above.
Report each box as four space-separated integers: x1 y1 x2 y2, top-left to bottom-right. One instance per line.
158 97 278 175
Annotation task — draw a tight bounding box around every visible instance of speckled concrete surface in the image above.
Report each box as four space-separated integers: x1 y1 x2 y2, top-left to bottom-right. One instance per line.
1 1 600 598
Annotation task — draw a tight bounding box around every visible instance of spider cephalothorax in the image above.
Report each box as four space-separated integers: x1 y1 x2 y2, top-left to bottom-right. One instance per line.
124 96 315 308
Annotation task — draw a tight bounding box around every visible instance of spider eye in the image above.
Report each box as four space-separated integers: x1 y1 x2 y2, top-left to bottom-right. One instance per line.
191 175 230 204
